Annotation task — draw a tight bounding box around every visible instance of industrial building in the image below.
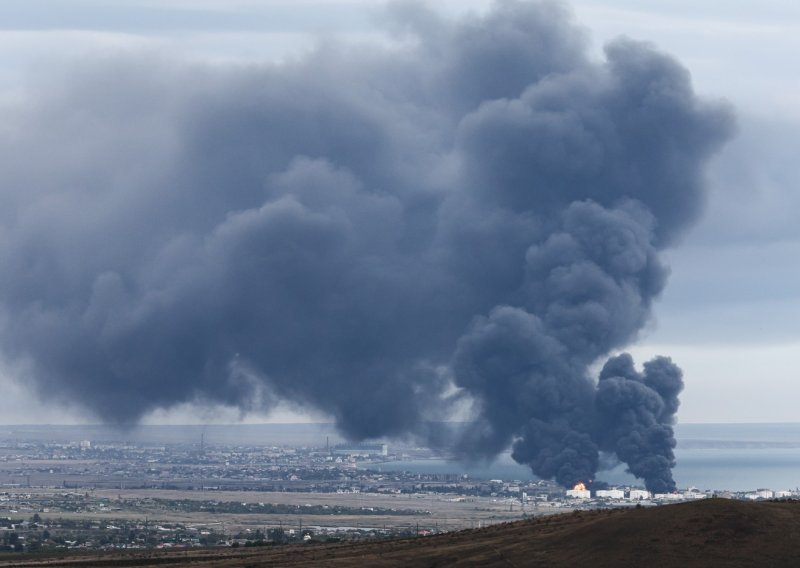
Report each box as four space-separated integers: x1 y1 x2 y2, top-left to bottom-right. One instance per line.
331 443 388 457
565 488 591 499
595 489 624 499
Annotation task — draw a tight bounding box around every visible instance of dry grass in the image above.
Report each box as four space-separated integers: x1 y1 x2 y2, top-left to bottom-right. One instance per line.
3 487 535 532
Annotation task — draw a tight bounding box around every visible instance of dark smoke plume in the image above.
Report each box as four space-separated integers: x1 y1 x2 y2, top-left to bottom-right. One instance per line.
0 1 733 492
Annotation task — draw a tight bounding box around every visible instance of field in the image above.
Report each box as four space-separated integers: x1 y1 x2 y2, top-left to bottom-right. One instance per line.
3 486 553 534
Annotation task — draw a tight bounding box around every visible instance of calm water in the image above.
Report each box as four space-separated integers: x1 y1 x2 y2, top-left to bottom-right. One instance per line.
2 422 799 491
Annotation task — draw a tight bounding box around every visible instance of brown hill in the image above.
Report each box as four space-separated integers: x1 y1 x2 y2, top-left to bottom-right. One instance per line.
4 498 800 567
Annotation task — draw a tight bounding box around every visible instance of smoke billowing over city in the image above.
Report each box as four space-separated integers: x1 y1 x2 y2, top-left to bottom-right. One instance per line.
0 1 733 492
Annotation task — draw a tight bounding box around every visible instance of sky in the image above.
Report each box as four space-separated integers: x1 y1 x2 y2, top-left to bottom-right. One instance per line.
0 0 797 426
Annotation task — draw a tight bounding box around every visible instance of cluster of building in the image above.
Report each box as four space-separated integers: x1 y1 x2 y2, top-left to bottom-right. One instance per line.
738 489 793 500
3 429 800 557
331 443 388 457
563 484 800 503
565 486 652 500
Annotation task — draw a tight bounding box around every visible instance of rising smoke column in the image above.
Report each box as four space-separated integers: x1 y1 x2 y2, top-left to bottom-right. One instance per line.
0 1 733 491
595 354 684 493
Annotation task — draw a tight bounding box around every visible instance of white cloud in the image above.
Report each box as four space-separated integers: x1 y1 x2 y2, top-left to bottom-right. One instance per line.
628 342 800 423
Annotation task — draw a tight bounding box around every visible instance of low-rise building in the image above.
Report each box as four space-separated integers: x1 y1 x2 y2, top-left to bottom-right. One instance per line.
628 489 650 500
331 444 388 457
565 488 591 499
595 489 624 499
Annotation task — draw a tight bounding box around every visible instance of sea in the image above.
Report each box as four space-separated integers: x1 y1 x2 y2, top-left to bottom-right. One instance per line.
1 422 799 492
373 423 800 492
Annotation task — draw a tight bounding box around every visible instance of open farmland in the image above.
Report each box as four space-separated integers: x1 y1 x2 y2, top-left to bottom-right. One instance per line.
2 486 542 534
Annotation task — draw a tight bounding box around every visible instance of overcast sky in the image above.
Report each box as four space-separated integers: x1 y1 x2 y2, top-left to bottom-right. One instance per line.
0 0 797 425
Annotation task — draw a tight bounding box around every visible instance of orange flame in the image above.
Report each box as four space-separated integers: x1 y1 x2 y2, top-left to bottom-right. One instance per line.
573 482 587 491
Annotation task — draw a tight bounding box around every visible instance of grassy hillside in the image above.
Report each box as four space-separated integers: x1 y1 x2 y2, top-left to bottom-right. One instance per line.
3 498 800 567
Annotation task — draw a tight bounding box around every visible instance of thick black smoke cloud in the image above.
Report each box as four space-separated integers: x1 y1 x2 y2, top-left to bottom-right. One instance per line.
595 354 684 493
0 1 732 491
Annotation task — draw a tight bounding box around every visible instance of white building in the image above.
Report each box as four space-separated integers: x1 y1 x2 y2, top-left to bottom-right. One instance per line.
628 489 650 500
566 489 591 499
595 489 624 499
682 490 708 500
654 493 684 501
745 489 774 500
332 443 388 457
